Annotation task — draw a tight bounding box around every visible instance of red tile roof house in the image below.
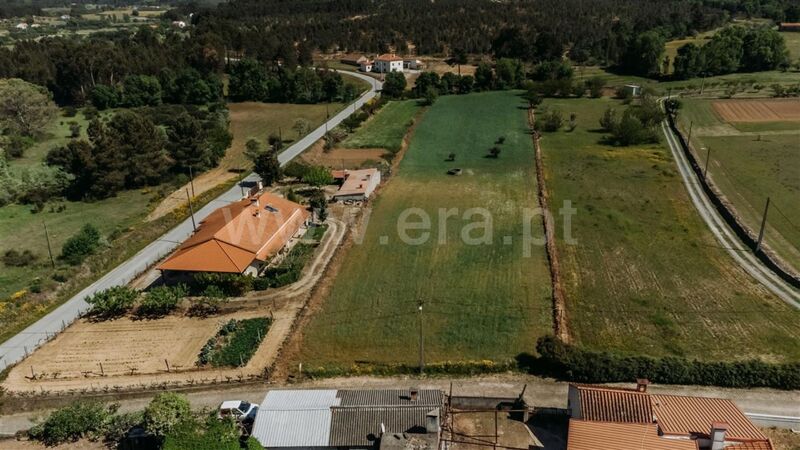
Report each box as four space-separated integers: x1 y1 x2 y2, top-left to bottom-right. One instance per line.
331 168 381 202
373 53 405 73
158 192 310 277
779 22 800 32
566 381 774 450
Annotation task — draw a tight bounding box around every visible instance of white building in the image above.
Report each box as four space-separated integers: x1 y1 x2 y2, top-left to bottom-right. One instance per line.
331 168 381 202
359 60 374 72
374 53 404 73
15 23 28 30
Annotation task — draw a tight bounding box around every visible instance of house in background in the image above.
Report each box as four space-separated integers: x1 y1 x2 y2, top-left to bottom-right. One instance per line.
331 168 381 201
567 381 775 450
404 58 423 70
374 53 405 73
251 388 443 450
158 191 309 278
359 59 374 72
341 54 368 66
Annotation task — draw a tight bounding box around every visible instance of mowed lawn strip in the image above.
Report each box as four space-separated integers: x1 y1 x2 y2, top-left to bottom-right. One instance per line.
301 91 552 367
677 98 800 272
540 97 800 362
341 100 421 151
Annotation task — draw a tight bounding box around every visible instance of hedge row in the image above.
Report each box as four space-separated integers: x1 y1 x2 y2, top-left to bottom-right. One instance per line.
303 359 517 378
528 336 800 390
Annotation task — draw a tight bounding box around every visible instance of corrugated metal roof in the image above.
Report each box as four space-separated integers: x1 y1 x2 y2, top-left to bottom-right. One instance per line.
338 389 443 407
252 389 340 447
567 419 697 450
330 406 435 446
576 385 653 424
652 395 767 441
252 389 443 448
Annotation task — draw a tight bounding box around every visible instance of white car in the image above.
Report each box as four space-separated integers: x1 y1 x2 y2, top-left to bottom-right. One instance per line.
218 400 259 424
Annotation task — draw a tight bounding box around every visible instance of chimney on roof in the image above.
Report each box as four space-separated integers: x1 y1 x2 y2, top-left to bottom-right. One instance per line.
250 197 260 208
636 379 650 392
710 422 728 450
425 409 440 435
409 388 419 402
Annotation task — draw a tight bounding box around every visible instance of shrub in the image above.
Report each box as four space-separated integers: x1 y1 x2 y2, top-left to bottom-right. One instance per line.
144 393 191 437
28 402 116 446
137 284 187 318
86 286 139 319
60 224 102 265
536 110 564 132
303 165 334 187
162 417 241 450
528 336 800 390
2 249 36 267
192 272 252 296
188 295 228 317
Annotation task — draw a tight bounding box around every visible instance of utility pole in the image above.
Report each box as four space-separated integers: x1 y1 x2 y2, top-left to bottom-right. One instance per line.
703 147 712 179
325 104 329 134
186 188 197 231
43 221 55 269
188 165 195 198
687 121 694 144
700 72 707 95
418 299 424 374
756 197 770 253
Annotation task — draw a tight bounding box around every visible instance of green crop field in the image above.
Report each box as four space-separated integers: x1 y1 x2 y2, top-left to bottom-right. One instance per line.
675 98 800 272
341 100 422 152
782 31 800 60
539 97 800 362
300 91 552 369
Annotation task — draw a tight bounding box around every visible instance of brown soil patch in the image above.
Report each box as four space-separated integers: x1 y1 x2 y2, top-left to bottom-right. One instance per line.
300 142 389 168
713 99 800 122
450 411 540 450
2 219 347 394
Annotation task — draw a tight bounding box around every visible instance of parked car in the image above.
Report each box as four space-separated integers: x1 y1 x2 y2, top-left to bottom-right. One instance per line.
217 400 259 424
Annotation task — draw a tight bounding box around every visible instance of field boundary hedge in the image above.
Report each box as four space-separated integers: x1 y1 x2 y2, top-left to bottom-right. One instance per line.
667 111 800 288
526 336 800 390
303 360 518 378
529 107 570 343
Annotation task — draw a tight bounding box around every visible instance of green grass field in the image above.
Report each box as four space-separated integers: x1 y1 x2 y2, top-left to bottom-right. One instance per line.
227 102 346 170
540 97 800 362
300 91 552 368
676 98 800 271
341 100 421 151
782 31 800 60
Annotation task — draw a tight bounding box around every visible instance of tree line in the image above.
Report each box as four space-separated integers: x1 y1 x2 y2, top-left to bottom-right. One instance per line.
46 104 232 200
228 59 360 104
673 25 790 79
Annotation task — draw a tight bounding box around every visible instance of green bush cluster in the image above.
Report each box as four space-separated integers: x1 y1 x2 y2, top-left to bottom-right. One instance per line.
86 286 139 319
529 336 800 390
144 392 192 437
198 318 271 367
28 402 120 446
163 416 261 450
136 284 187 318
191 272 253 297
256 244 317 290
60 224 102 265
2 249 37 267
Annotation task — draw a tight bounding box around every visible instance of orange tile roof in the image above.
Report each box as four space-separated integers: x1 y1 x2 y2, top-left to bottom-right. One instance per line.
732 441 774 450
567 420 697 450
376 53 404 62
158 192 309 273
575 385 653 424
651 395 767 441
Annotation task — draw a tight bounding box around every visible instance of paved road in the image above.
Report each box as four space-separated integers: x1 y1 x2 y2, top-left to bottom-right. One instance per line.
0 71 382 373
660 118 800 308
1 375 797 435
